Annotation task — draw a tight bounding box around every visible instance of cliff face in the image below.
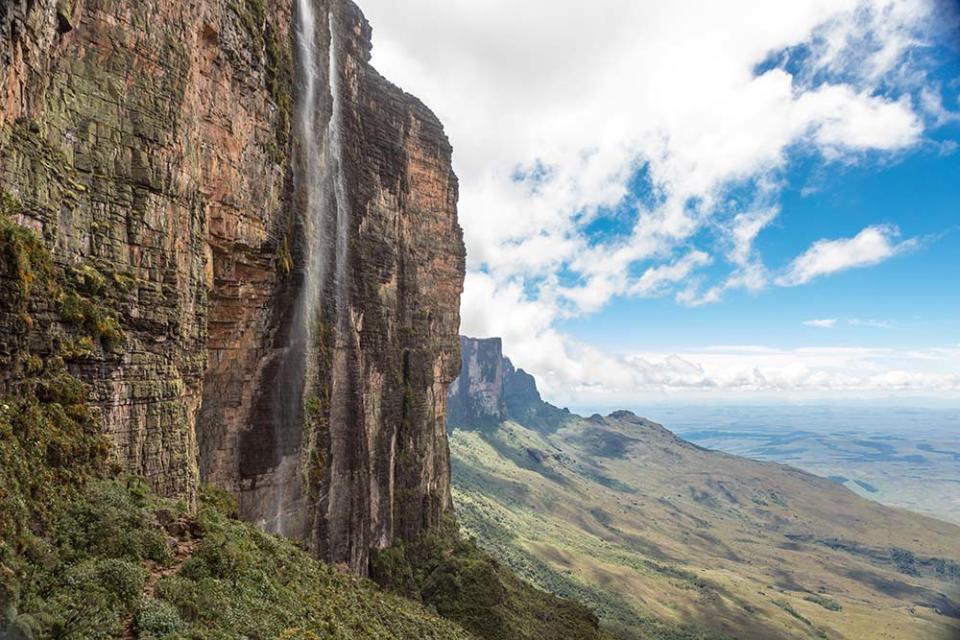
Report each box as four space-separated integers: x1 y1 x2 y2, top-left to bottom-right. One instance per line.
0 0 463 574
448 336 569 432
1 0 294 500
447 336 508 429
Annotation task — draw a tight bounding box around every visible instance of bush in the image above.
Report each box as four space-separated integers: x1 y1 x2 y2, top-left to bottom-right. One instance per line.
372 515 606 640
804 594 842 612
136 598 185 638
30 558 146 639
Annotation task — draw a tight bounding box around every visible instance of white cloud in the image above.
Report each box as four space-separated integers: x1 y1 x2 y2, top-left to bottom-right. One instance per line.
538 343 960 406
849 318 893 328
805 318 839 328
358 0 951 400
776 225 916 286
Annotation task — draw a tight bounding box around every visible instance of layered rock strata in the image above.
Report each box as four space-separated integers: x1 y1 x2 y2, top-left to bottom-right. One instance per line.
0 0 464 574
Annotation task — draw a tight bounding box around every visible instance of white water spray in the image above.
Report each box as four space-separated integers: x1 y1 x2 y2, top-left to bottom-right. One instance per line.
265 0 350 536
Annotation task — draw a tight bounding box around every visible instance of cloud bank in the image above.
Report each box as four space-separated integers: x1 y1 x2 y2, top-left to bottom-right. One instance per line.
359 0 958 403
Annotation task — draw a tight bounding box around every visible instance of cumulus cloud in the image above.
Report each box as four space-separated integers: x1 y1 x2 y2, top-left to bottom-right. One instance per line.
540 343 960 406
805 318 839 328
358 0 954 400
776 225 916 286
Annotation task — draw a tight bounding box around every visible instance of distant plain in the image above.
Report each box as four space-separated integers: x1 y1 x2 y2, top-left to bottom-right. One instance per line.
616 404 960 525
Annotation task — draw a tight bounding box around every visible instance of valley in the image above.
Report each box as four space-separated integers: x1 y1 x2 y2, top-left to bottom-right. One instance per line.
449 338 960 640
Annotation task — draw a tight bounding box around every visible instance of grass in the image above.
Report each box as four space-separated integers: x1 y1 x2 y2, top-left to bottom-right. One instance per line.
803 594 842 612
370 516 611 640
449 416 960 640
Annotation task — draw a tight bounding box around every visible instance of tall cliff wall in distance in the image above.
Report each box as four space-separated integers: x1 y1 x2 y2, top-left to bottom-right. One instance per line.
0 0 464 575
448 336 570 432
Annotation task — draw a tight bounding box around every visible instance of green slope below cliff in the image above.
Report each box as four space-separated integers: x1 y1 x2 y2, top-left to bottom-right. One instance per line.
450 413 960 640
0 363 474 640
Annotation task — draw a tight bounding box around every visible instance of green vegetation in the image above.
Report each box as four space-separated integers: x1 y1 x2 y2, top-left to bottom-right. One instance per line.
891 548 919 576
149 491 474 639
0 196 55 315
803 594 842 612
0 202 125 353
0 367 475 640
371 516 611 640
449 414 960 640
1 474 478 639
772 600 810 625
454 496 730 640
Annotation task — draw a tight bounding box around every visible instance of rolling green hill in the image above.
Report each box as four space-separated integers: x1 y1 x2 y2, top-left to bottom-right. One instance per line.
448 338 960 640
451 413 960 640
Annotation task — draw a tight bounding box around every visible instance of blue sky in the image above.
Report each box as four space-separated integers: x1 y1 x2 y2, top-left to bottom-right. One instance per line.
360 0 959 405
559 125 960 353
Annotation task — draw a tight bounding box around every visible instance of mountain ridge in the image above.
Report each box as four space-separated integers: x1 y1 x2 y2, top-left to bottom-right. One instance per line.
448 335 960 639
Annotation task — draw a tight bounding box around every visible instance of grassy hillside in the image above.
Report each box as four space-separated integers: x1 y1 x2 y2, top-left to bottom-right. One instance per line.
0 367 475 639
370 517 614 640
450 412 960 640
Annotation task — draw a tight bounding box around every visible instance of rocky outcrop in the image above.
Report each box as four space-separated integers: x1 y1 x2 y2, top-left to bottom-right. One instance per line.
0 0 464 575
447 336 508 429
448 336 570 432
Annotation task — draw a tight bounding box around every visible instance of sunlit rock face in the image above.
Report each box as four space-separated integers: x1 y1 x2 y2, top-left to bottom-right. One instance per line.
449 336 571 433
0 0 464 575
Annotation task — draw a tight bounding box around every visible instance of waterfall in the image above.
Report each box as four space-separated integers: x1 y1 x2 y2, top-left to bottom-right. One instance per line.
263 0 349 537
328 12 352 328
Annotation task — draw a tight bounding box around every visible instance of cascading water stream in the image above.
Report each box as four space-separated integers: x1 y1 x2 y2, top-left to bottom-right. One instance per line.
328 12 352 327
265 0 350 537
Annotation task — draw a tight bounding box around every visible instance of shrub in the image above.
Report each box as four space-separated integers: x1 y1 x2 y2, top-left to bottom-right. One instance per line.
804 594 842 611
136 598 185 638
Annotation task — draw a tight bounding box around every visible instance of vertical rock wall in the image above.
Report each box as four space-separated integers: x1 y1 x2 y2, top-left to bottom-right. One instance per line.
447 336 508 429
300 1 465 571
0 0 464 575
449 336 571 433
0 0 294 500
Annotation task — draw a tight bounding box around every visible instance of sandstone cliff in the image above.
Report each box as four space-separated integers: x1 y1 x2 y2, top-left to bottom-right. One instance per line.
0 0 463 574
448 336 570 432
